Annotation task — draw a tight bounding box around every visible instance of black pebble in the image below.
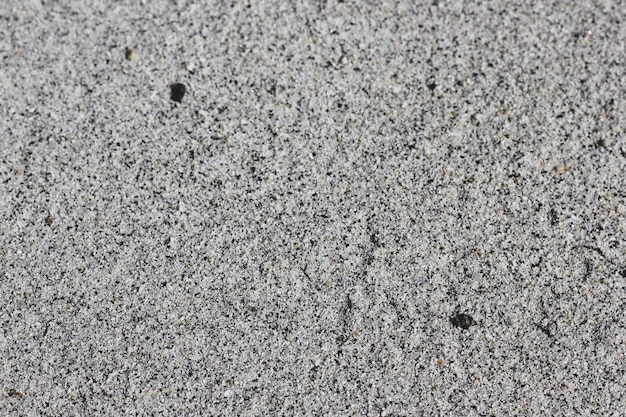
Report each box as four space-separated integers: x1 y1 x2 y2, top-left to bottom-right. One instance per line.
450 313 475 330
170 83 186 102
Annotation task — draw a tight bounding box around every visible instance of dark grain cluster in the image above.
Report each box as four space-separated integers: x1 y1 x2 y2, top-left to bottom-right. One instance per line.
450 313 475 330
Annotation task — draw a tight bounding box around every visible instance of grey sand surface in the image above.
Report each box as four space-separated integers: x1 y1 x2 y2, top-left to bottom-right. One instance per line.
1 1 625 415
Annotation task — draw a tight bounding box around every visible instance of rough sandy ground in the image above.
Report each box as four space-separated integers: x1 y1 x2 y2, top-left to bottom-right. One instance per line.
1 1 625 415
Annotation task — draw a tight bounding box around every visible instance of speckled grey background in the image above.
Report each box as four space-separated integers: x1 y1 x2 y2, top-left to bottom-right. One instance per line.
1 1 625 415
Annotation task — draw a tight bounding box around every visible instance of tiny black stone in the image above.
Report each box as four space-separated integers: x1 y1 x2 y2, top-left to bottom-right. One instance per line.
170 83 186 102
427 82 437 91
450 313 475 330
